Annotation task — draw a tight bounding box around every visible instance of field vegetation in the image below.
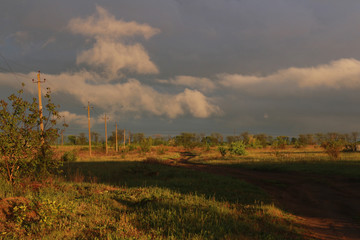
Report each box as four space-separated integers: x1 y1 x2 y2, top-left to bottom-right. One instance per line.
1 88 360 239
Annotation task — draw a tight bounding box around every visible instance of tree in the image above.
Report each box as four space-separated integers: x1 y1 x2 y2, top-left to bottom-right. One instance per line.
254 134 268 148
67 135 76 145
132 133 145 144
0 86 62 183
91 131 100 145
76 133 87 145
175 133 197 148
240 132 251 145
210 133 223 145
321 133 345 159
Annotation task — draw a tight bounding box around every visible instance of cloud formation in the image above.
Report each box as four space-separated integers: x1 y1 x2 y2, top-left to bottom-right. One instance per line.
59 111 88 126
68 6 160 40
0 71 221 120
68 6 160 78
158 75 216 93
219 58 360 92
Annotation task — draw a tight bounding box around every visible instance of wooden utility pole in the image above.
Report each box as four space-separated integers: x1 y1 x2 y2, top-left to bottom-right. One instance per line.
32 71 45 135
115 122 118 152
87 102 93 156
61 130 64 146
103 114 109 154
128 130 131 145
61 117 66 146
123 129 126 148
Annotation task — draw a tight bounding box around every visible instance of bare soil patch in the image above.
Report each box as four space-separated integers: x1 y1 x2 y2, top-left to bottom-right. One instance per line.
174 161 360 240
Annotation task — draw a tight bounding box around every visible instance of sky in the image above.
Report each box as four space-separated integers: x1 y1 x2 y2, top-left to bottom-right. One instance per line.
1 0 360 138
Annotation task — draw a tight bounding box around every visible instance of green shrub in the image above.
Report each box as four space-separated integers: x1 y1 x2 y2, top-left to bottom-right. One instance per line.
61 150 78 162
127 144 137 152
321 139 344 159
228 141 246 156
140 138 153 153
156 145 167 155
0 86 64 183
218 146 227 157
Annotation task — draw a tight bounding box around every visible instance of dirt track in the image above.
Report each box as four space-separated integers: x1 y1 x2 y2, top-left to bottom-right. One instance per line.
175 161 360 240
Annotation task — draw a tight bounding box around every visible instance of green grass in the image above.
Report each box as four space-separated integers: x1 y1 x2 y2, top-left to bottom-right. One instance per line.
0 160 304 239
62 161 268 204
193 149 360 179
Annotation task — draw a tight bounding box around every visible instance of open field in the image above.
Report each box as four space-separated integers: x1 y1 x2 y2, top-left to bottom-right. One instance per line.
1 145 360 239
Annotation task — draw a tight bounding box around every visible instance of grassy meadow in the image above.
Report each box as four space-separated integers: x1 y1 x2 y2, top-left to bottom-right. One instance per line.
1 144 359 239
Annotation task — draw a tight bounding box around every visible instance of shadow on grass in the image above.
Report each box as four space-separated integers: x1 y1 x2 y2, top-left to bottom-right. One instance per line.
224 160 360 179
59 161 306 239
61 161 269 205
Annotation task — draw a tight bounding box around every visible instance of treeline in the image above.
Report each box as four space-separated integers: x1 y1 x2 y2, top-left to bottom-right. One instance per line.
63 131 359 151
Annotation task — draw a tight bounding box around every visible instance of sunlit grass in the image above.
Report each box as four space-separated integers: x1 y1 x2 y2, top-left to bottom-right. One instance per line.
0 175 303 239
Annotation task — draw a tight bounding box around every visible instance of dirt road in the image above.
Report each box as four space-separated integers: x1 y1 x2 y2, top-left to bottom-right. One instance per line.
175 161 360 240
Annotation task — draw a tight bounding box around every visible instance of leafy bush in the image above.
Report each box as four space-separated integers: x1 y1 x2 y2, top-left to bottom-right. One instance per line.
228 141 246 156
321 139 344 159
156 145 167 155
140 138 153 153
61 150 78 162
218 146 227 157
0 86 63 183
127 144 137 152
271 136 288 150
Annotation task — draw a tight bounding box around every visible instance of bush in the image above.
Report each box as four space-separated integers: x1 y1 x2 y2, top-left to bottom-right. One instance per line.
228 141 246 156
140 138 153 153
218 146 227 157
127 144 137 152
0 86 64 183
321 139 344 160
156 145 167 155
61 150 78 162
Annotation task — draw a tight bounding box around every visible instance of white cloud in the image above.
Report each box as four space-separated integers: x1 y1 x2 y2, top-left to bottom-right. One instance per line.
68 6 160 40
158 75 216 93
0 71 220 119
59 111 88 126
219 58 360 90
68 6 160 78
76 38 158 78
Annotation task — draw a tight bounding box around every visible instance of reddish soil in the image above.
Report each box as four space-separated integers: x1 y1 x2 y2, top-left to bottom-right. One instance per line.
174 159 360 240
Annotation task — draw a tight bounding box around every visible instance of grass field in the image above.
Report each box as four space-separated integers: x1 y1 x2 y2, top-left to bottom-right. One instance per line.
1 145 359 239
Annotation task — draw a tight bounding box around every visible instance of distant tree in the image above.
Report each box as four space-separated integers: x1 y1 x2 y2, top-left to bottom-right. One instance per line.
67 135 76 145
91 131 100 145
240 132 251 145
132 133 145 144
210 133 223 145
298 134 308 147
226 135 240 144
344 132 358 152
175 133 197 148
76 133 87 145
272 136 289 150
254 134 268 148
153 134 167 146
315 133 325 145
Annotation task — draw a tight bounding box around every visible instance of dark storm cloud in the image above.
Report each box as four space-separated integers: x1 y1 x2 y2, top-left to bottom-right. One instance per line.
1 0 360 136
